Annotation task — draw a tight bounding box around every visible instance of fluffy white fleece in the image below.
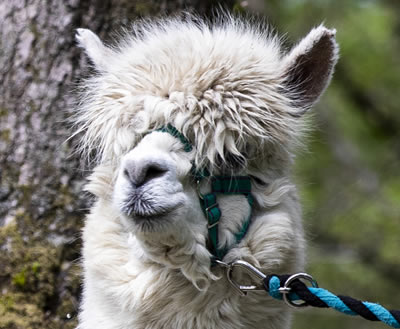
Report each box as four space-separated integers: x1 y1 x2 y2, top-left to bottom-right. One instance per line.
74 13 338 329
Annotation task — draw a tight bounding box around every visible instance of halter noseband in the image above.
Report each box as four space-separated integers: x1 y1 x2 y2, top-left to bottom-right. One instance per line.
156 125 253 263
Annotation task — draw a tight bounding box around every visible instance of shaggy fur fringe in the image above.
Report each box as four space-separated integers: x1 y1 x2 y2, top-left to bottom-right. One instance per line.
73 13 317 174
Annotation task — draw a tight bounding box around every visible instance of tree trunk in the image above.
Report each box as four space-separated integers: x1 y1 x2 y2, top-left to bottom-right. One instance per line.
0 1 234 328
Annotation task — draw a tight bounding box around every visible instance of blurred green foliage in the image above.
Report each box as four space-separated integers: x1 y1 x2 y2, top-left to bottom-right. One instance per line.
254 1 400 328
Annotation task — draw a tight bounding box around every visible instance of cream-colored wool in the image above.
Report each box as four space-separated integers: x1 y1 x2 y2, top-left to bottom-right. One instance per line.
74 14 338 329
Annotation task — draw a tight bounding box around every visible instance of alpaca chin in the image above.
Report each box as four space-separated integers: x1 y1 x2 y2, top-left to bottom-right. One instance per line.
131 227 219 291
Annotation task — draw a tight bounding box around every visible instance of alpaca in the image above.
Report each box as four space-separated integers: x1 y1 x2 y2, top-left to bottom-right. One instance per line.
74 14 338 329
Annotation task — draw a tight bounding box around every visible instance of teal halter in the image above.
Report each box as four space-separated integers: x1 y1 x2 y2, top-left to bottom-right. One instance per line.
156 125 253 263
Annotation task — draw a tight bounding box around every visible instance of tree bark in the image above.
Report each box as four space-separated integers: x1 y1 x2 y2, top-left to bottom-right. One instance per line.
0 1 235 328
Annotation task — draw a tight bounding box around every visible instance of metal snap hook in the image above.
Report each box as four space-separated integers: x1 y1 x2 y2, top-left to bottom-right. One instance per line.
226 260 266 296
213 259 229 268
196 180 204 200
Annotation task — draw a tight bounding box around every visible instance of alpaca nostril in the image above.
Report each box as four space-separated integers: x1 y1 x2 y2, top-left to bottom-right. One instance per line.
123 160 169 187
140 164 167 186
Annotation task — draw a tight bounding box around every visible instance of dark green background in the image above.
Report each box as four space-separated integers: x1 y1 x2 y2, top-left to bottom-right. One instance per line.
265 1 400 328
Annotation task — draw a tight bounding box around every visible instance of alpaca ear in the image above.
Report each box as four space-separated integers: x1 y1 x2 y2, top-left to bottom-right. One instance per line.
282 25 339 115
75 28 112 71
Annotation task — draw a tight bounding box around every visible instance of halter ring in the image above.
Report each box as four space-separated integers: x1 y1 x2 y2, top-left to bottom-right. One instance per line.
279 273 318 308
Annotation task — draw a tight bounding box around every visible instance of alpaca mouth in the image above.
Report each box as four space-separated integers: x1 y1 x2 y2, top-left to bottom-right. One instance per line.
124 205 180 232
121 193 180 222
122 203 177 220
130 208 175 220
131 212 172 225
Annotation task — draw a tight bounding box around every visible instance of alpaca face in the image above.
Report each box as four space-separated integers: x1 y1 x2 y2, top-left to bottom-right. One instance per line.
113 131 201 234
75 16 339 329
75 16 338 271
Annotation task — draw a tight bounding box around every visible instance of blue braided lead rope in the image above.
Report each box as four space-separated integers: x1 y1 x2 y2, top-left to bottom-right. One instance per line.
265 275 400 328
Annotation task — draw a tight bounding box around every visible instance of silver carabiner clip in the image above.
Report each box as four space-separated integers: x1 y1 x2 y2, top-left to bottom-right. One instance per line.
279 273 318 308
226 260 266 296
196 180 204 200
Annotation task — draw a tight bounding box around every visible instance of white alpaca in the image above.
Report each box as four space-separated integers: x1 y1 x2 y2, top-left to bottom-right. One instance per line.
74 14 338 329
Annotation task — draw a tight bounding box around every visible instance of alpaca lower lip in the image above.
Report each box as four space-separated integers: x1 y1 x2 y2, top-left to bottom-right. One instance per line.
132 213 169 222
127 209 171 220
123 203 180 221
128 212 174 232
121 190 183 220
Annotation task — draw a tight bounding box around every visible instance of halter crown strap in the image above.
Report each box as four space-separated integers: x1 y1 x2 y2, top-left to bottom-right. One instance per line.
155 125 253 263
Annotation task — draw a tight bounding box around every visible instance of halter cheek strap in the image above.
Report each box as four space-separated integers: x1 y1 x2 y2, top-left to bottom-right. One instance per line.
199 176 253 262
156 125 253 263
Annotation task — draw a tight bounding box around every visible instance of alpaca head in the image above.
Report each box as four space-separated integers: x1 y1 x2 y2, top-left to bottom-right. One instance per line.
75 15 338 289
